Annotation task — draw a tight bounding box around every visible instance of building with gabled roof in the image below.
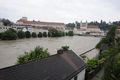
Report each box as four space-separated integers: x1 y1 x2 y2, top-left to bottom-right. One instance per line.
0 50 86 80
16 17 65 34
87 25 102 36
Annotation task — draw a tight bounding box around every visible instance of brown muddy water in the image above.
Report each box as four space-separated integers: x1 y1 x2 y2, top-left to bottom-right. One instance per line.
0 36 101 68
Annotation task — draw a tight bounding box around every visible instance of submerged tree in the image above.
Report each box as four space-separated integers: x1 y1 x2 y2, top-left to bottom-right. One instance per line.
68 31 74 36
25 31 31 38
32 32 37 38
38 32 42 37
43 32 47 37
17 30 25 39
1 28 17 40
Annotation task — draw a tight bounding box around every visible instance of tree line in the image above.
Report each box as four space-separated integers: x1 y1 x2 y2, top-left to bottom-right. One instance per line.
0 28 74 40
66 20 120 31
95 26 120 80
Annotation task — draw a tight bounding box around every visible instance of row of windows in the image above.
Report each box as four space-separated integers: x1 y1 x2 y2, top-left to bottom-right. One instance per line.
0 27 17 29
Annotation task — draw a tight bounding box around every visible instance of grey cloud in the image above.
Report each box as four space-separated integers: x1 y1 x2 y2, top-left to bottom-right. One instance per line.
0 0 120 23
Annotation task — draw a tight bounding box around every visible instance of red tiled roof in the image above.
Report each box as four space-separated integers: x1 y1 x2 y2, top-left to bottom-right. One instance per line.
17 20 64 25
117 26 120 29
88 25 99 28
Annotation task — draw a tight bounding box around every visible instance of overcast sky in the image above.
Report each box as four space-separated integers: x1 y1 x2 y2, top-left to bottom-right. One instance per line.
0 0 120 23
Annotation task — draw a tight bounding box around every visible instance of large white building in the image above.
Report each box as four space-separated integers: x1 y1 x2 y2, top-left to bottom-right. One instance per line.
73 21 104 36
0 21 13 32
80 21 88 34
16 17 65 34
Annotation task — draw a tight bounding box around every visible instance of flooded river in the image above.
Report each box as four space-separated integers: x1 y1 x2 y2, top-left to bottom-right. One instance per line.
0 36 101 68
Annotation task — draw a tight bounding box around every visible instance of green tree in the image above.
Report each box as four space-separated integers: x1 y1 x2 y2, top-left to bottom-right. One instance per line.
86 58 99 72
62 45 69 51
102 50 120 80
48 32 51 37
48 28 58 37
38 32 42 37
96 26 116 49
48 28 65 37
1 19 13 26
100 49 111 58
1 28 17 40
66 32 68 36
17 30 25 39
32 32 37 38
43 32 47 37
25 31 31 38
17 46 50 64
0 33 2 39
68 31 74 36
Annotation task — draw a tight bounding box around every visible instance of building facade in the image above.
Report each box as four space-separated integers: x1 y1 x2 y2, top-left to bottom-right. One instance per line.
87 25 102 35
16 17 65 34
0 21 14 32
115 26 120 39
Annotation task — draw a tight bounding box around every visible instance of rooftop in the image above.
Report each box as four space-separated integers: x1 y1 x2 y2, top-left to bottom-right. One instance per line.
0 50 86 80
88 25 99 28
117 26 120 29
17 19 64 25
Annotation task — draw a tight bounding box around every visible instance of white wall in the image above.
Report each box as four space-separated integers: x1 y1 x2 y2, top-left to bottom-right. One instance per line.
87 28 101 32
77 69 85 80
85 49 100 59
71 69 85 80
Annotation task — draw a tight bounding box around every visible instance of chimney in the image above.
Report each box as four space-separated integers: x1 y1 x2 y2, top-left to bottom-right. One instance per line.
57 49 63 54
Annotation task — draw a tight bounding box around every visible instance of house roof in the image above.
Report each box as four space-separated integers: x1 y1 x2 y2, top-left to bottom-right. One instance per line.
117 26 120 29
17 20 65 25
0 50 86 80
88 25 99 28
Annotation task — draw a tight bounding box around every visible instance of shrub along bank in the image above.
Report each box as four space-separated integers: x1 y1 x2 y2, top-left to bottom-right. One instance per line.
80 26 119 80
0 28 74 40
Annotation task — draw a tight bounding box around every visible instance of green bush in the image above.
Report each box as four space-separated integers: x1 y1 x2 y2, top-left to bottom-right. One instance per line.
0 32 2 39
62 46 69 51
17 46 50 64
25 31 31 38
48 28 58 37
68 31 74 36
38 32 42 37
66 32 68 36
32 32 37 38
43 32 47 37
62 32 65 36
103 52 120 80
17 30 25 39
86 58 99 72
48 32 51 37
1 28 17 40
80 55 87 59
80 55 87 61
48 28 65 37
101 50 111 58
96 26 116 49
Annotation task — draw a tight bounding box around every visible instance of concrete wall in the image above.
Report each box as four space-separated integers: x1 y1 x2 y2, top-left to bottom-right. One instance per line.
85 49 99 59
77 69 85 80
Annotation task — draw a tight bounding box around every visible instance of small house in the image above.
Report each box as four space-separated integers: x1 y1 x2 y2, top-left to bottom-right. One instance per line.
0 50 86 80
